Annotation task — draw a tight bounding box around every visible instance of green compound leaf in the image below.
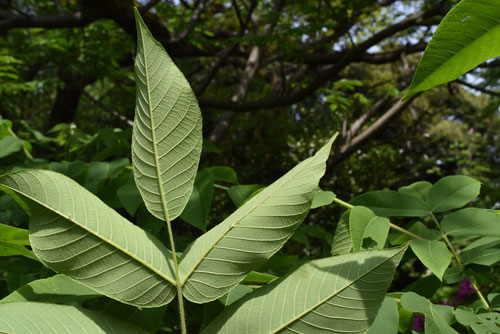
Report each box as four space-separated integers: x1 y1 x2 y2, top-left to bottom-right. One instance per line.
179 135 336 303
455 308 500 333
350 206 390 251
311 189 336 209
0 302 149 334
441 208 500 237
132 9 202 222
409 239 451 281
404 0 500 99
202 246 407 334
351 190 429 217
331 210 352 256
0 170 176 308
401 292 458 334
426 175 481 213
461 237 500 266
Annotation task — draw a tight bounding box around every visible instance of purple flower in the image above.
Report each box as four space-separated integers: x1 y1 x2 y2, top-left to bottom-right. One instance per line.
413 314 425 331
456 278 475 303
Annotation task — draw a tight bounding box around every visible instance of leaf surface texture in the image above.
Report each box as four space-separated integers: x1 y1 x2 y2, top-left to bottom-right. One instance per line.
132 9 202 221
179 136 336 303
0 170 176 307
202 246 407 333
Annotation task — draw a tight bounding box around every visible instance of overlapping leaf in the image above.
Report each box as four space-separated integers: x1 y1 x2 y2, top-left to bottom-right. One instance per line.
132 9 202 222
0 170 176 307
0 302 149 333
404 0 500 99
331 210 352 256
202 246 407 333
179 136 336 303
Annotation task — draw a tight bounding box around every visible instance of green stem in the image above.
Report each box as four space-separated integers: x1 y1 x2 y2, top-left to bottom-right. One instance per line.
214 183 229 190
332 197 423 240
429 212 490 311
165 219 187 333
333 197 353 209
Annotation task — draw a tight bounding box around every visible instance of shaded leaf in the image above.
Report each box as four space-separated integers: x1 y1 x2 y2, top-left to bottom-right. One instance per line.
398 181 432 202
0 274 100 304
227 184 265 207
410 239 451 280
0 170 176 307
404 0 500 99
0 301 149 333
179 135 336 303
0 241 37 260
206 166 238 184
0 136 24 158
400 292 457 334
0 223 29 245
402 275 442 299
426 176 481 213
132 9 203 222
350 206 390 251
367 297 399 334
331 209 352 256
442 208 500 237
202 246 407 333
455 308 500 334
388 221 441 246
180 169 214 231
117 181 143 216
351 190 429 217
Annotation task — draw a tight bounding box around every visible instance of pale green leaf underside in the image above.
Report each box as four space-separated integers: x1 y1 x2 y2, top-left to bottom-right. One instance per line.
202 246 407 334
0 302 149 334
455 308 500 334
405 0 500 99
331 210 352 256
179 135 337 303
0 170 176 308
132 9 202 222
409 239 451 281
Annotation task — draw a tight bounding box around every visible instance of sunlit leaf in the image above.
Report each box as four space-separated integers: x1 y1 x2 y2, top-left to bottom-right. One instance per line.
179 135 336 303
426 176 481 213
0 170 176 307
404 0 500 99
132 9 202 222
202 246 407 333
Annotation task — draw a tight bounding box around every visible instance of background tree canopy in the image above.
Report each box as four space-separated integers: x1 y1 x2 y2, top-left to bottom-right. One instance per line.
1 0 499 278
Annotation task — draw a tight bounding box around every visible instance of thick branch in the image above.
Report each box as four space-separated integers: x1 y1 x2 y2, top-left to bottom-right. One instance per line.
199 2 446 112
457 79 500 97
327 95 418 170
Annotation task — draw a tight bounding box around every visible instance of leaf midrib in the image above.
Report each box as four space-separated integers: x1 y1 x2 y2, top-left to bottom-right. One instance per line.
272 247 406 333
0 175 176 286
181 154 320 285
139 26 171 225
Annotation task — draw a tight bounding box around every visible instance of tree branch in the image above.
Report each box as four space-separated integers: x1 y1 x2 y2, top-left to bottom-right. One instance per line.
327 95 418 170
457 79 500 97
199 2 446 112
